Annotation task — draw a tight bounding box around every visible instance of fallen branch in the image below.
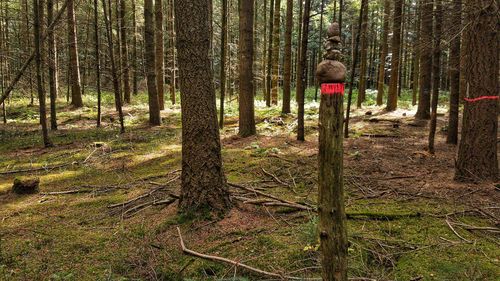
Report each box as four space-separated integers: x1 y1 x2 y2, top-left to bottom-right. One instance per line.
229 183 313 211
176 227 320 280
0 162 76 175
261 168 293 190
445 216 472 243
108 175 179 208
361 134 400 138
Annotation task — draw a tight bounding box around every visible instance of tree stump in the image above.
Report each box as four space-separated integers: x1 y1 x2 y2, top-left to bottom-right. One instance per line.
12 178 40 194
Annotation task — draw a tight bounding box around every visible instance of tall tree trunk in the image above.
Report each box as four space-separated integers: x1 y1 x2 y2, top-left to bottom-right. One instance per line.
155 0 165 110
131 0 138 96
175 0 231 215
219 0 228 128
344 0 366 138
415 0 433 119
94 0 102 127
144 0 161 125
296 0 311 141
411 0 422 106
67 0 83 108
0 1 6 123
168 0 176 104
376 0 390 106
428 0 442 154
120 0 130 103
386 0 403 111
265 0 274 107
295 0 303 94
47 0 58 130
34 0 52 147
455 0 498 182
313 0 326 102
356 0 369 108
102 0 125 133
446 0 461 144
282 0 293 114
238 0 256 137
270 0 280 105
261 0 267 99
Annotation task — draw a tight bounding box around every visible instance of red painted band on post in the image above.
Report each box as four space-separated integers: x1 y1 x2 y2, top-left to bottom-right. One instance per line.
463 96 499 102
321 83 345 95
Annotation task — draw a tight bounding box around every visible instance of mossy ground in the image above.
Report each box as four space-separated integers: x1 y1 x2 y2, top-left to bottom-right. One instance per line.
0 88 498 280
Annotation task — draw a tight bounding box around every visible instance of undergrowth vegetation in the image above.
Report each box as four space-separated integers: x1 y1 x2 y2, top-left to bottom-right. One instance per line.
0 88 497 281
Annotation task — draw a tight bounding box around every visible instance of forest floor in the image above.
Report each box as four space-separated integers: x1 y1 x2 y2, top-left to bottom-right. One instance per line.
0 90 499 281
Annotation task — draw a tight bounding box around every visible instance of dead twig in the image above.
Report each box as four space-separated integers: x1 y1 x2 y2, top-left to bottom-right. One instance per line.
445 216 472 243
229 182 313 211
0 162 77 175
108 175 179 208
176 227 320 280
261 168 295 193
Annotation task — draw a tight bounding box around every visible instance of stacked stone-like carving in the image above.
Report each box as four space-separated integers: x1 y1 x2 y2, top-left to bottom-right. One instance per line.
316 22 346 84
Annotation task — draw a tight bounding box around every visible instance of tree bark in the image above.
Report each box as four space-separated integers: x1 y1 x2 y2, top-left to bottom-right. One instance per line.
219 0 228 128
155 0 165 110
175 0 231 215
344 0 366 138
94 0 102 127
296 0 311 141
455 0 498 182
238 0 256 137
47 0 58 130
131 0 138 96
144 0 161 125
120 0 131 104
34 0 52 147
282 0 293 114
67 0 83 108
356 0 369 108
168 0 176 104
446 0 461 145
102 0 125 133
428 0 442 154
376 0 390 106
411 0 421 106
313 0 326 102
265 0 274 107
415 0 433 119
386 0 404 111
270 0 280 105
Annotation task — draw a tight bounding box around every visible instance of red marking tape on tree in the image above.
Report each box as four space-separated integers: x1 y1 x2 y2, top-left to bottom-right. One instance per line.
321 83 345 95
464 96 499 102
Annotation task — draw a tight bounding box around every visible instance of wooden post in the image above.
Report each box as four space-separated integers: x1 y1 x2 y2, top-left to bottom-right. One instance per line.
316 22 348 281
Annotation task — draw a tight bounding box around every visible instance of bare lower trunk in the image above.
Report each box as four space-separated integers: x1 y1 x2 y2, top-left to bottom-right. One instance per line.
296 0 311 141
67 0 83 108
47 0 58 130
238 0 255 137
455 0 498 182
428 0 442 154
415 0 433 119
144 0 161 125
34 0 52 147
386 0 404 111
376 0 390 106
155 0 165 110
120 0 131 104
175 0 231 215
282 0 293 114
446 0 461 145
